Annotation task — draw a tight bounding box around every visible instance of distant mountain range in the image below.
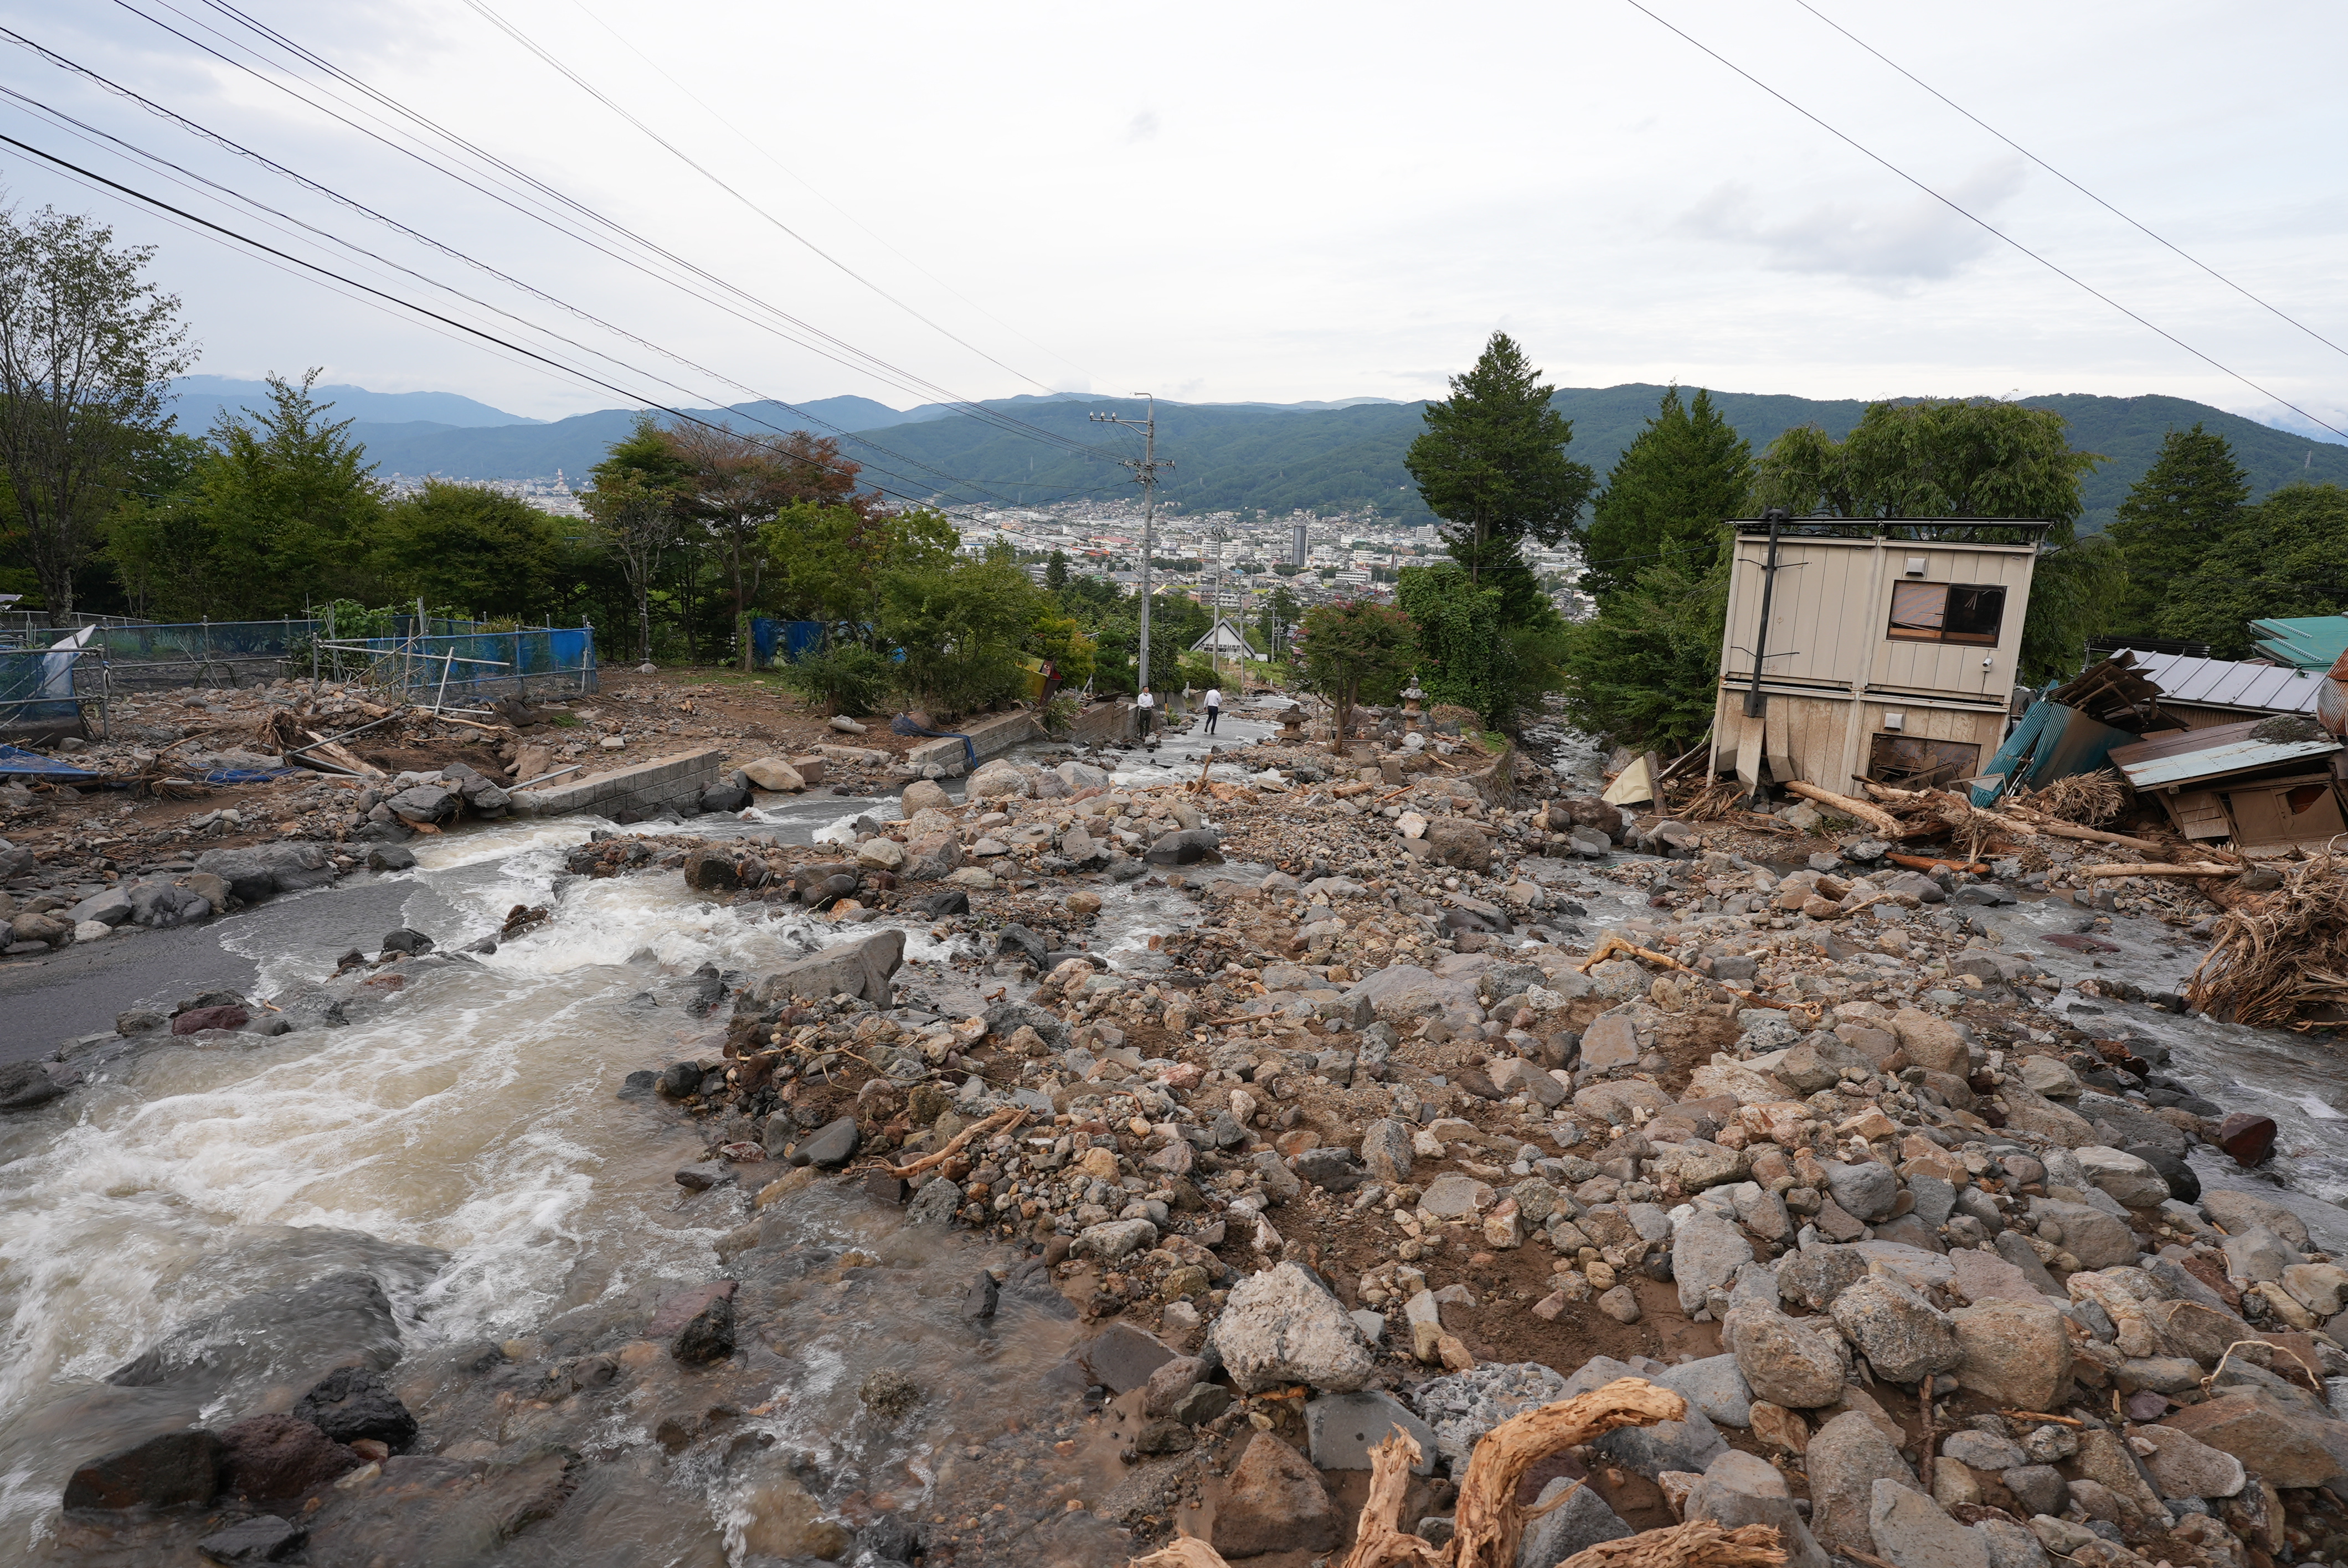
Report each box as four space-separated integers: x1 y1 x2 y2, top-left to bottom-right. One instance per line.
168 377 2348 533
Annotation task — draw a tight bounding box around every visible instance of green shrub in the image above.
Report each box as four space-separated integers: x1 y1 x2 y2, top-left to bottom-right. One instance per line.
780 645 894 716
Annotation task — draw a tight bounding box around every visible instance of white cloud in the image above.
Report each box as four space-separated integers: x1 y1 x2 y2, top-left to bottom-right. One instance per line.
1678 159 2030 285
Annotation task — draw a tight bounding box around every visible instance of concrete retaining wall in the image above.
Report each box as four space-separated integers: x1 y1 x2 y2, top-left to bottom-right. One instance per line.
512 747 726 819
905 710 1043 773
1063 701 1135 747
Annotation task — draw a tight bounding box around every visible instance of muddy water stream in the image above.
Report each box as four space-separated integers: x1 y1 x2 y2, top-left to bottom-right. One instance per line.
0 797 1199 1565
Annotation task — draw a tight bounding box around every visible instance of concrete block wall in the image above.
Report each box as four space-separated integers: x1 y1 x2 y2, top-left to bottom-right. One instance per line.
512 746 726 818
904 710 1043 773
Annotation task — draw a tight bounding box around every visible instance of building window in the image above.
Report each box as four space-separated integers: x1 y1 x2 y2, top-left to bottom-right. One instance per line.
1887 582 2005 645
1867 734 1982 789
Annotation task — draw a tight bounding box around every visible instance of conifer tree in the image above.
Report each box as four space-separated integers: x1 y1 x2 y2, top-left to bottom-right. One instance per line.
2105 422 2247 641
1582 385 1753 602
1403 332 1594 589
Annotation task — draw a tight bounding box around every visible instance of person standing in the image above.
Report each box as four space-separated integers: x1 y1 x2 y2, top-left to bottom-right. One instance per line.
1202 685 1221 734
1135 684 1155 739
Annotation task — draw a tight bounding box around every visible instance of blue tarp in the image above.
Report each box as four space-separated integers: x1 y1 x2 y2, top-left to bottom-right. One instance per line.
0 743 99 782
750 619 826 667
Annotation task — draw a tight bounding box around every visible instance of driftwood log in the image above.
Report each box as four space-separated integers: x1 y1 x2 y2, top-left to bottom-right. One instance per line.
1128 1379 1783 1568
1781 781 1903 837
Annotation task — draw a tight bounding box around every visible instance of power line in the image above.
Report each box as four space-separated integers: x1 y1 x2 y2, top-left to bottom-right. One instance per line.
1620 0 2348 443
1789 0 2348 369
459 0 1068 400
0 126 1003 512
561 0 1100 394
183 0 1112 461
0 43 1046 507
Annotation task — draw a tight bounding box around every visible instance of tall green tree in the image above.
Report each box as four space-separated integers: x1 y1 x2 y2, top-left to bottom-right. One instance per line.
1755 398 2110 682
2159 483 2348 658
373 481 562 620
191 370 387 617
1582 385 1752 602
762 501 956 639
1403 332 1595 588
2104 422 2247 641
1044 548 1069 590
0 205 192 624
586 414 691 663
671 424 867 669
878 541 1041 714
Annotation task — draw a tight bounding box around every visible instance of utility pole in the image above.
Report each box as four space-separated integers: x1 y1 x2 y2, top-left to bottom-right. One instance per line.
1090 395 1173 690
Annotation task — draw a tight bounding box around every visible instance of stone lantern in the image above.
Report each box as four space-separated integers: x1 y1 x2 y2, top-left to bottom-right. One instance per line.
1401 681 1425 730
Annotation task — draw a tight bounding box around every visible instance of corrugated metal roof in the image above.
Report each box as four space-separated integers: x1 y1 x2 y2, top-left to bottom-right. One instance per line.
2250 615 2348 671
2114 647 2324 715
2110 727 2341 790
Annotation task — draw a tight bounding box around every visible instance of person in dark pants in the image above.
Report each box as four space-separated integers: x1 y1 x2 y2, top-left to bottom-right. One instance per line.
1202 685 1221 734
1135 685 1155 739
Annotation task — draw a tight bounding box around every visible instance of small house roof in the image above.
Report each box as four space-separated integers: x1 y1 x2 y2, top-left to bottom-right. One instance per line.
2110 648 2324 716
2249 615 2348 672
2108 718 2341 791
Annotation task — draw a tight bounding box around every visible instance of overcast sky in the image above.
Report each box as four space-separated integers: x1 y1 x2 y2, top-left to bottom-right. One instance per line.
3 0 2342 437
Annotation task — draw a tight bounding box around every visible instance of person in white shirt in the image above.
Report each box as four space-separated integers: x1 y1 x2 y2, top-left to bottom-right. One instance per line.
1135 685 1155 739
1202 685 1221 734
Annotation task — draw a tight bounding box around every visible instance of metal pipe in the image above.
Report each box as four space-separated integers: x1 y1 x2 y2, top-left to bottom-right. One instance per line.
1743 509 1786 719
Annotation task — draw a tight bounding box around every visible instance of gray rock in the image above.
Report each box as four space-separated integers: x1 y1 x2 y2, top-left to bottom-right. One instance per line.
195 1513 305 1563
2221 1227 2292 1284
2073 1146 2170 1210
1655 1354 1755 1428
1304 1391 1436 1475
753 928 906 1008
1073 1219 1158 1261
2132 1426 2246 1500
1561 1355 1728 1479
1415 1361 1569 1468
1210 1261 1373 1393
1779 1246 1870 1311
1992 1231 2067 1296
792 1115 860 1169
1908 1174 1958 1230
1806 1411 1918 1556
1724 1303 1851 1408
2201 1190 2309 1249
2028 1198 2139 1271
1816 1157 1899 1221
1830 1275 1963 1384
1976 1518 2051 1568
1516 1475 1634 1568
906 1177 963 1226
2001 1464 2068 1517
64 1429 227 1512
68 887 133 927
2076 1092 2190 1158
1868 1477 1986 1568
1675 1212 1756 1315
1940 1430 2027 1472
1360 1118 1414 1184
194 840 334 900
1683 1448 1830 1568
0 1060 70 1111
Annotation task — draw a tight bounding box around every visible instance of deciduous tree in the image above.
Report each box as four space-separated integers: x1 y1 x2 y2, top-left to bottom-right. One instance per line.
2160 483 2348 658
374 480 562 621
586 414 690 664
1294 599 1415 752
1755 399 2109 683
0 205 190 624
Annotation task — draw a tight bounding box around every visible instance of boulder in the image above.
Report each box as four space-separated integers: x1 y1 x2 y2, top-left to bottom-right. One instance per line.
1779 1247 1871 1312
966 760 1029 800
0 1060 71 1110
1423 821 1493 871
1655 1354 1755 1428
69 887 133 927
1830 1275 1963 1384
1517 1475 1635 1568
741 757 806 791
2131 1425 2247 1500
1214 1432 1337 1557
1724 1303 1850 1408
1889 1010 1970 1075
1415 1361 1569 1468
130 883 212 927
1948 1299 2072 1410
1684 1448 1830 1568
1674 1212 1756 1314
2027 1198 2138 1271
194 1514 306 1564
753 928 905 1007
1303 1391 1437 1475
1360 1119 1414 1184
2073 1146 2170 1210
1210 1261 1373 1393
1816 1158 1899 1221
1804 1411 1917 1556
2201 1190 2308 1248
63 1428 227 1512
1144 828 1223 866
292 1366 417 1451
1868 1479 1987 1568
682 849 739 891
218 1414 358 1502
900 778 951 814
855 837 905 871
1083 1322 1178 1394
190 842 334 902
2162 1393 2348 1488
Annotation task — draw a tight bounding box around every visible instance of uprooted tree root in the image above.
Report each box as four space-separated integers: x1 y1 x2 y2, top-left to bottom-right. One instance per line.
2186 853 2348 1028
1127 1379 1788 1568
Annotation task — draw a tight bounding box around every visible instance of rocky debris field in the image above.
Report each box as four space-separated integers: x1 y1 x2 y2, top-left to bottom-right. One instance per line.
33 726 2348 1568
0 670 945 964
